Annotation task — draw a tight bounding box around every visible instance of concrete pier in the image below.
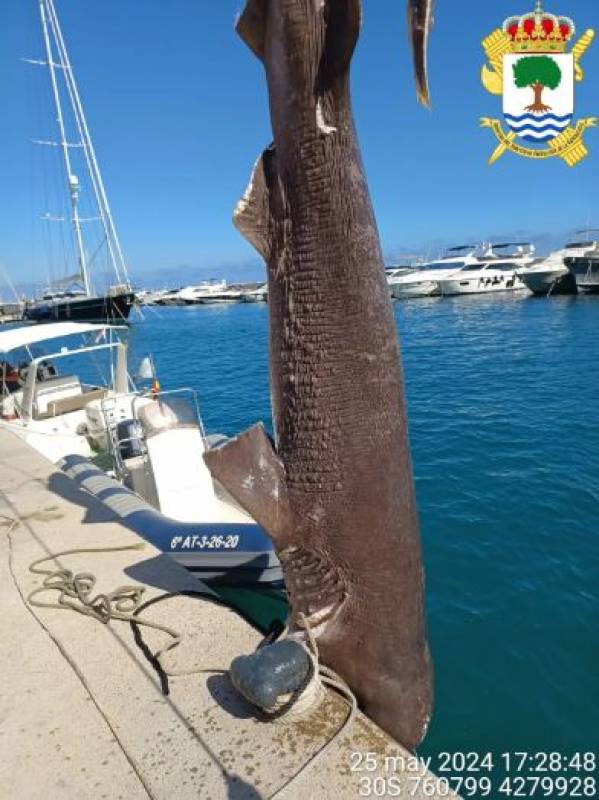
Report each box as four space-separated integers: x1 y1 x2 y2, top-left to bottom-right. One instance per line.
0 428 453 799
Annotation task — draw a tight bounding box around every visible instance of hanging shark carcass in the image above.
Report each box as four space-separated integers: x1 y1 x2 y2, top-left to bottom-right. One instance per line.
205 0 436 750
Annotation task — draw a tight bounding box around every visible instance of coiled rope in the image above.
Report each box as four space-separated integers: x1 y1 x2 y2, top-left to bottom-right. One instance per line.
26 544 227 680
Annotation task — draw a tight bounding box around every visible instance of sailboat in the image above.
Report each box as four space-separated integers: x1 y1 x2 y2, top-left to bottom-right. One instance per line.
24 0 135 324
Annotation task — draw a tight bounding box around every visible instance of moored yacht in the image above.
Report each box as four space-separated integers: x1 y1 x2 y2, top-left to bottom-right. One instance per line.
386 264 418 296
178 280 228 304
390 245 481 299
564 249 599 294
240 283 268 302
196 286 244 304
438 243 536 296
154 288 187 306
137 289 171 306
24 1 134 323
557 231 599 294
520 239 597 296
25 284 135 323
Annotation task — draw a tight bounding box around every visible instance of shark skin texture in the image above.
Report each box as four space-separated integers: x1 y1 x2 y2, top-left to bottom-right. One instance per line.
204 0 435 750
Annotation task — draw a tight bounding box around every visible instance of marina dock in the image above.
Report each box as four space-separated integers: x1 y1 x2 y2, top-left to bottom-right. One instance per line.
0 428 452 799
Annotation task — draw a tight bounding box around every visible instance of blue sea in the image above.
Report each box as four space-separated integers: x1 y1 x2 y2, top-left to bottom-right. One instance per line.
126 294 598 768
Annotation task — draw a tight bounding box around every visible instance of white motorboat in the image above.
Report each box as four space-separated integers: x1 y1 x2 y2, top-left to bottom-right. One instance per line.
520 239 598 296
60 392 282 585
0 322 135 463
558 231 599 295
385 265 417 295
178 280 228 304
137 289 171 306
198 288 244 304
390 245 481 299
154 288 187 306
438 243 536 296
0 320 280 585
166 281 244 305
241 283 268 302
564 250 599 294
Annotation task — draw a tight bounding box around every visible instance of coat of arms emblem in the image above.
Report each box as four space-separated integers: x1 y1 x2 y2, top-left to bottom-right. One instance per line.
481 1 596 165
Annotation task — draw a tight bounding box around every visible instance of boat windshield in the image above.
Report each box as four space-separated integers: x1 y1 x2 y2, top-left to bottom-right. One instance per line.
492 262 519 271
425 261 467 271
3 342 113 390
461 261 517 272
565 241 597 249
568 258 599 275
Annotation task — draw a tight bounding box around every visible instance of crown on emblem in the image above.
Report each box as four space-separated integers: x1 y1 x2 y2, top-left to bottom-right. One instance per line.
503 1 575 53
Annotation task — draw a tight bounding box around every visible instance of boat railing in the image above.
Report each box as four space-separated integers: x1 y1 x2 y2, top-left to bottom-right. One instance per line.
101 387 205 483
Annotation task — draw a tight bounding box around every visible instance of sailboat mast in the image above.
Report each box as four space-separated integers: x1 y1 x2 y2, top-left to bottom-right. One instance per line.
44 0 131 290
38 0 90 296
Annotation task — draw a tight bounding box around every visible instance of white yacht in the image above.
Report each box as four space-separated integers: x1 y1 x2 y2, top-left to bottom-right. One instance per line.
564 248 599 294
178 280 228 304
154 288 186 306
389 246 482 299
197 287 244 304
521 239 598 296
385 264 417 296
240 283 268 302
0 320 280 585
163 281 243 305
438 243 536 296
137 289 170 306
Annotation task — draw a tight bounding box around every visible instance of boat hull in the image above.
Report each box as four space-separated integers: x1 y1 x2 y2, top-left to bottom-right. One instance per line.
577 283 599 294
24 292 135 323
564 257 599 294
60 454 283 587
390 280 439 299
439 274 526 296
179 296 242 305
521 269 577 296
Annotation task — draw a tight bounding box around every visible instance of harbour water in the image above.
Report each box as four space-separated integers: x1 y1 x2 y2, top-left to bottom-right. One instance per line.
127 294 598 762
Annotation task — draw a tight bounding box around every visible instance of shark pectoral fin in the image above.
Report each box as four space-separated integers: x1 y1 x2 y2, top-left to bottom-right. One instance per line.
317 0 361 90
234 145 286 267
233 148 273 262
203 423 290 546
236 0 268 60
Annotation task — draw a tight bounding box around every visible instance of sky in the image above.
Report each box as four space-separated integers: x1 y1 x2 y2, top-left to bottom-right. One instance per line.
0 0 598 290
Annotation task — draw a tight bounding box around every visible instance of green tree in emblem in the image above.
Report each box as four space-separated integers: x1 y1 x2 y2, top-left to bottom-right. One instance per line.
513 56 562 114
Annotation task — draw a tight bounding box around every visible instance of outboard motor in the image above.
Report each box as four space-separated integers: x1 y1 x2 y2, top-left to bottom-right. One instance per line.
115 419 159 508
116 419 146 461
